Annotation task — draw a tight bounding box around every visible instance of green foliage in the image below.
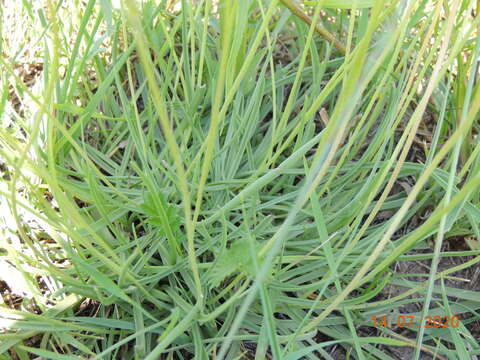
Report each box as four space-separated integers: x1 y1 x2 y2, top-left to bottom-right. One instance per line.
1 0 480 359
207 238 261 289
141 191 182 262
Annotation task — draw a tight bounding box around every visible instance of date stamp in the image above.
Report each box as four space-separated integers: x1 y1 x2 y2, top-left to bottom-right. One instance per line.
371 315 460 328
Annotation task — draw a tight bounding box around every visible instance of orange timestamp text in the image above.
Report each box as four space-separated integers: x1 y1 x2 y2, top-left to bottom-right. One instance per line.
371 315 460 328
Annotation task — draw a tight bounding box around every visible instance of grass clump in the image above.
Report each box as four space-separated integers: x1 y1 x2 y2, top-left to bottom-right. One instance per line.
1 0 480 358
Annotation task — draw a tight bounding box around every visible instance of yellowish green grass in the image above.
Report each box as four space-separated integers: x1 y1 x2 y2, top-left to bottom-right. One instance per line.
1 0 480 358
